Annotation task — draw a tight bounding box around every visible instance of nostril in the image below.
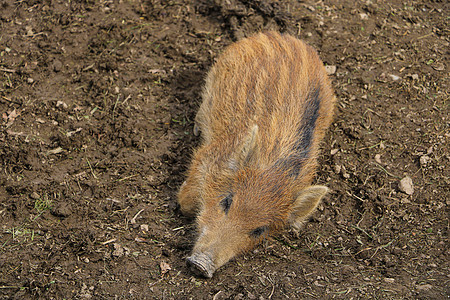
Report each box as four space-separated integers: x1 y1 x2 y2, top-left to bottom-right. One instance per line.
186 253 215 278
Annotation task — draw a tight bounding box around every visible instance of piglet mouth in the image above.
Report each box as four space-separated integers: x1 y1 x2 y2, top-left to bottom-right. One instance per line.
186 252 215 278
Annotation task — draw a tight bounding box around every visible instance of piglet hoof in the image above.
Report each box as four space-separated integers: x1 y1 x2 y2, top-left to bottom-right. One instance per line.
186 253 215 278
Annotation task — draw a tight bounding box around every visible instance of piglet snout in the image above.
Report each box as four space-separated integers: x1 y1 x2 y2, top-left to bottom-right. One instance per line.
186 252 215 278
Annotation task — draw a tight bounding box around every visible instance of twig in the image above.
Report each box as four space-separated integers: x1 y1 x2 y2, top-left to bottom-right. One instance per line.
101 238 117 245
116 174 138 182
373 162 402 179
1 96 21 105
351 225 373 239
416 32 433 40
370 239 395 259
86 158 98 179
130 209 145 224
0 68 16 73
346 191 365 202
112 95 120 120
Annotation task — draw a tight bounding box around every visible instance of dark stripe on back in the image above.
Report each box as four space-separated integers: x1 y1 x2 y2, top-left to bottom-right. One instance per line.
295 85 321 153
274 84 321 177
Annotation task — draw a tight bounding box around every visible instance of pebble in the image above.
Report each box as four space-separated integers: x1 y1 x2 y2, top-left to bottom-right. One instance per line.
419 155 430 166
330 149 339 155
52 59 63 72
56 100 68 109
325 65 337 75
399 176 414 195
30 192 40 199
360 13 369 20
388 74 401 81
416 284 433 291
375 154 382 164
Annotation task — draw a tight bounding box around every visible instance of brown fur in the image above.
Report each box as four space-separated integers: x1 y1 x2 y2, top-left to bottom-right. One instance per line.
179 31 336 277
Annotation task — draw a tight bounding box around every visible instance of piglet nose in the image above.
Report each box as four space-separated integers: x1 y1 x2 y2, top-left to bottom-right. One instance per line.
186 252 215 278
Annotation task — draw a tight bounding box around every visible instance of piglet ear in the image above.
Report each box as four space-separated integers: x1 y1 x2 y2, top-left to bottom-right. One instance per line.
229 125 258 170
289 185 329 230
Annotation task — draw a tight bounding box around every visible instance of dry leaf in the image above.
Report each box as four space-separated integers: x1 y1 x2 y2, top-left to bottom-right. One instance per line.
160 261 171 275
4 109 21 127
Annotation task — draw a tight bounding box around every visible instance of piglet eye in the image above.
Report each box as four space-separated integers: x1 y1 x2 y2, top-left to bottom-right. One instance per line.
250 226 268 238
219 194 233 214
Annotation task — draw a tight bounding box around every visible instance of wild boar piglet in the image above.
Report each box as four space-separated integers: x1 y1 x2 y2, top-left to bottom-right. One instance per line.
178 31 336 278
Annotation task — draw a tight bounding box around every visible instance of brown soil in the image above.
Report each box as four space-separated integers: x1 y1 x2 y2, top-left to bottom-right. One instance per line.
0 0 448 299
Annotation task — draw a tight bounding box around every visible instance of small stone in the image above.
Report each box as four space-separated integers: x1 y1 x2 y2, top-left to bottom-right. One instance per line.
375 154 382 164
56 101 68 109
30 192 40 199
25 25 34 36
140 224 149 232
52 60 63 72
416 284 433 291
360 13 369 20
388 74 401 81
51 201 72 217
330 149 339 155
399 176 414 195
419 155 430 166
411 74 419 80
27 78 34 83
325 65 337 75
47 147 63 155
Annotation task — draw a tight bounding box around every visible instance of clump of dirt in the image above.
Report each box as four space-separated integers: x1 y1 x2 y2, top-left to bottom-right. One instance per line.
0 0 448 299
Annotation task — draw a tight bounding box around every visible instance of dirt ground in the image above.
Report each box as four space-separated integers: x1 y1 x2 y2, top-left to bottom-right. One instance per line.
0 0 448 299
